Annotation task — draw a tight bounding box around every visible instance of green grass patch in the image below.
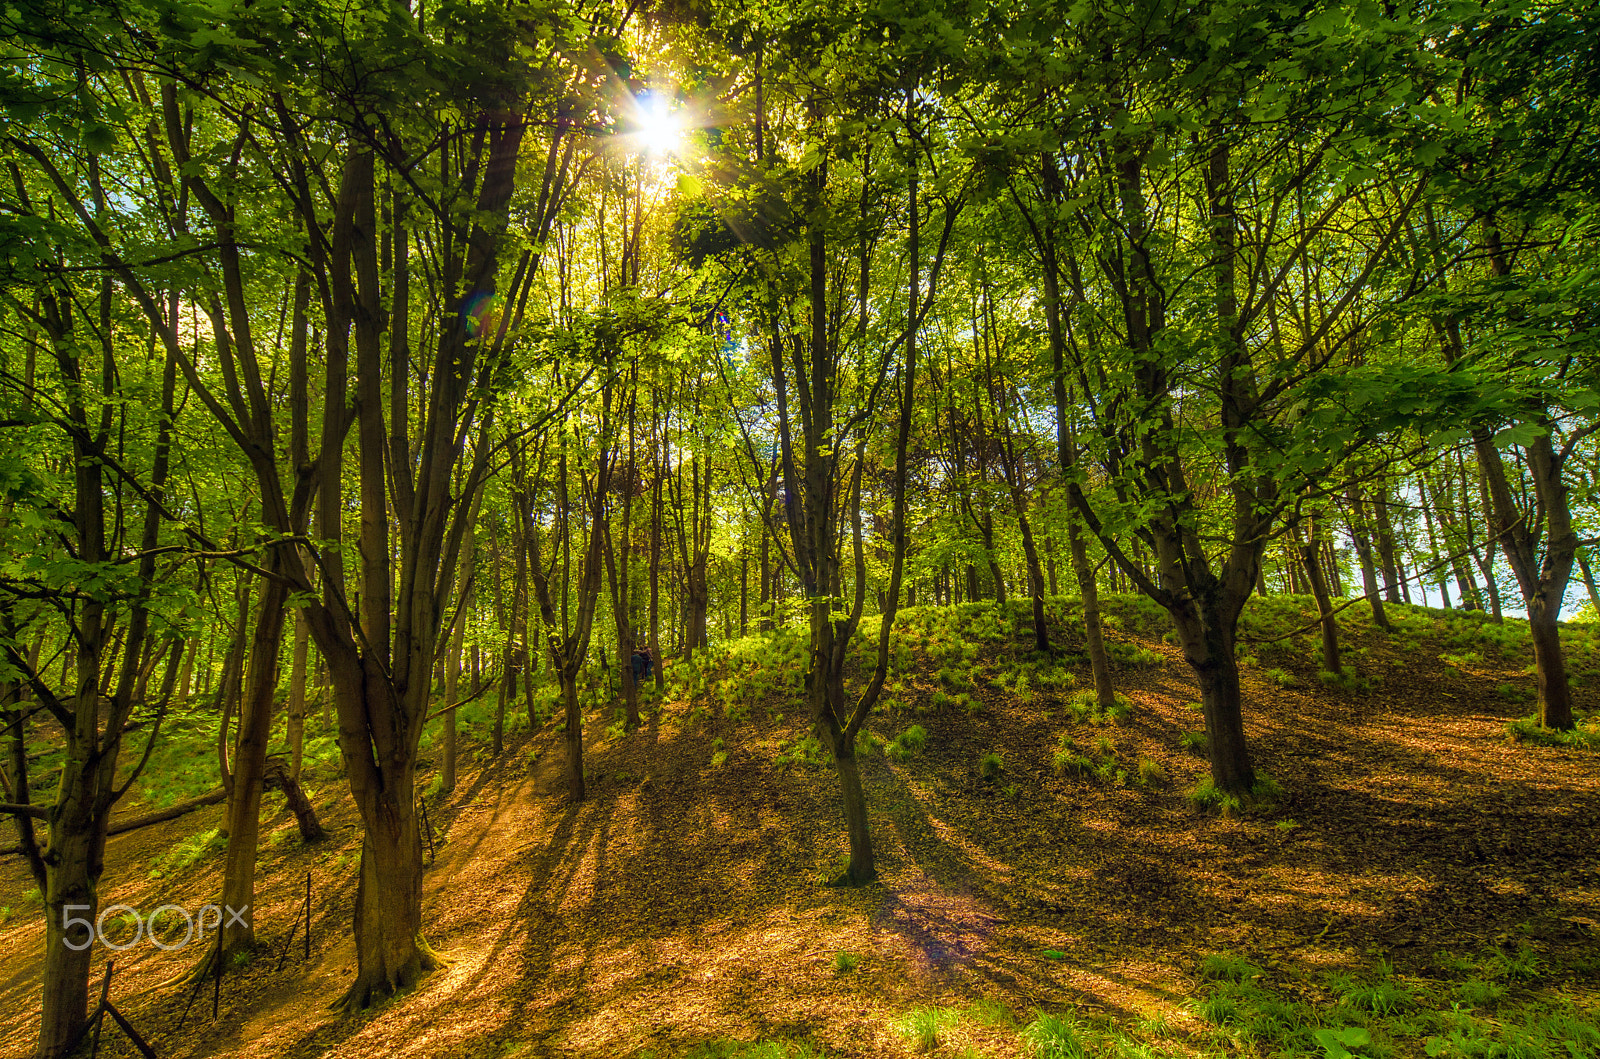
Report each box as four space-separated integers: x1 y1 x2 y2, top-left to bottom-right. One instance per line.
1506 713 1600 750
148 827 227 879
885 724 928 761
895 1005 958 1052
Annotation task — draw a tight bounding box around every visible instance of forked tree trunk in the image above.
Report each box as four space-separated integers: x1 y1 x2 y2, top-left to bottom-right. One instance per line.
344 781 437 1009
1170 606 1254 795
1475 425 1576 730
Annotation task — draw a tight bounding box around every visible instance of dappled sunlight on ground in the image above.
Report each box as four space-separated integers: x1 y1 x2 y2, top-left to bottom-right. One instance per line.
2 600 1597 1057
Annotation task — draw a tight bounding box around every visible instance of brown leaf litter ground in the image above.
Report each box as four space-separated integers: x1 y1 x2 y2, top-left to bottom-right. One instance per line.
2 601 1597 1058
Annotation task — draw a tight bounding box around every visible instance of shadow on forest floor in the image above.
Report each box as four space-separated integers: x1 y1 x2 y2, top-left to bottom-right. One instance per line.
2 600 1598 1058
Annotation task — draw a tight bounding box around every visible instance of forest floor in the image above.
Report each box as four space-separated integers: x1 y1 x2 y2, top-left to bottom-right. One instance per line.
2 598 1599 1059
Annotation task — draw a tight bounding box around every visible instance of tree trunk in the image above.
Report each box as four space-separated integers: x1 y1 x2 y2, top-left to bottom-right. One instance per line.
490 518 508 755
832 745 873 883
1475 426 1577 730
288 607 309 780
177 635 197 705
342 783 437 1010
1418 476 1452 609
264 756 325 842
561 672 585 800
1069 517 1116 708
218 575 290 958
1373 483 1402 604
1345 487 1390 631
1528 594 1573 729
739 553 748 635
1013 515 1047 651
1578 549 1600 618
1170 605 1255 795
38 827 97 1059
1296 522 1341 674
442 605 462 795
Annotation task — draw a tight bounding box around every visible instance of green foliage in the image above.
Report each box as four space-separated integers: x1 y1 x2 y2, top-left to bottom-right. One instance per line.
1506 714 1600 750
1179 731 1208 756
1314 1026 1374 1059
1052 734 1095 776
1484 942 1543 982
148 828 227 879
775 734 830 770
1330 974 1413 1016
1453 978 1506 1008
885 724 928 761
1188 773 1283 815
1184 949 1600 1059
895 1006 957 1052
1265 667 1297 688
964 998 1016 1028
1022 1011 1088 1059
978 750 1004 780
1108 642 1163 669
1066 691 1130 725
673 1039 821 1059
1319 667 1372 693
832 951 859 974
1198 952 1264 983
854 728 886 758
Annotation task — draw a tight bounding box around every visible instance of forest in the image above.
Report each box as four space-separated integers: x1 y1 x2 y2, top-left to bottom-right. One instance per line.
1 0 1598 1055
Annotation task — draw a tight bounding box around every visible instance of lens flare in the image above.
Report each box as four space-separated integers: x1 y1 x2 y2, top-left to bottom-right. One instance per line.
636 93 683 156
461 290 502 339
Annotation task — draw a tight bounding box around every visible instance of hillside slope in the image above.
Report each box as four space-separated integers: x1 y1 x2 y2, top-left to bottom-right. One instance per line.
2 597 1598 1059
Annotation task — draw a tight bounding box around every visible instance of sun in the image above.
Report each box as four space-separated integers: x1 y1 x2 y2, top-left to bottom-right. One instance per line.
634 92 683 157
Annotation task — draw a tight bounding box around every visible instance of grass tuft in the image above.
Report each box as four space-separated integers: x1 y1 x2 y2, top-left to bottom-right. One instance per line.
895 1006 957 1053
1505 713 1600 750
1021 1011 1088 1059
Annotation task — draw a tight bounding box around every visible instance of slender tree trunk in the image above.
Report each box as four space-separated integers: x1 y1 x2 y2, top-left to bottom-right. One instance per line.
1346 487 1391 631
1069 517 1116 707
218 572 290 959
490 518 509 755
650 415 664 688
177 635 197 705
1373 482 1402 604
443 612 461 794
1296 521 1341 674
1578 549 1600 618
1418 476 1452 609
739 553 749 635
1473 462 1504 621
288 607 309 780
